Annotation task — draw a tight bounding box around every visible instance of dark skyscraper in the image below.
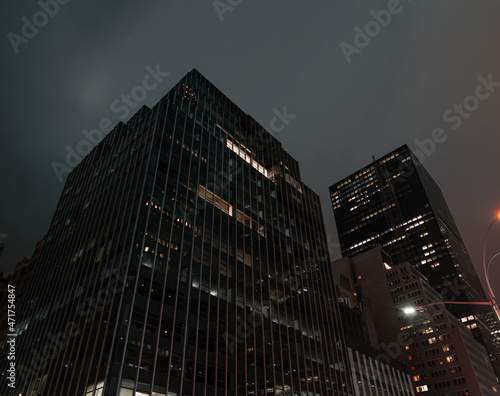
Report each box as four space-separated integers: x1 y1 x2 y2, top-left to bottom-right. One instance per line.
329 144 500 376
1 70 352 395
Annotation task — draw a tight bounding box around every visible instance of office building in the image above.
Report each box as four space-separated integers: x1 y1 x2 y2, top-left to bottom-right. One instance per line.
0 70 352 395
329 145 500 375
332 248 500 395
333 288 415 396
345 338 415 396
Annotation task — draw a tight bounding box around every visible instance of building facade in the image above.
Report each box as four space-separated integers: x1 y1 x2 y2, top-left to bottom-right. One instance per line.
332 248 500 395
333 268 415 395
345 338 415 396
0 238 45 361
1 70 352 396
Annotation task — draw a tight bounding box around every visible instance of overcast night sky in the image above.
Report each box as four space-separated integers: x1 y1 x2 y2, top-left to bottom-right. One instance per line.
1 1 499 299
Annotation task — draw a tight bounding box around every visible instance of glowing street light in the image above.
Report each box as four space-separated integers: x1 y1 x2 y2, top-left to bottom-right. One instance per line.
482 208 500 324
403 300 494 315
404 209 500 323
403 307 417 315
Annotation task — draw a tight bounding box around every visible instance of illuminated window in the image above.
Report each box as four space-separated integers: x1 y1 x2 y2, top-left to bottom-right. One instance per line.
226 139 268 178
438 334 450 342
416 385 428 392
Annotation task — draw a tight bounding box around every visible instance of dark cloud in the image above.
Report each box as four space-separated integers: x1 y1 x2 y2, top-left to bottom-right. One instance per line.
1 0 499 299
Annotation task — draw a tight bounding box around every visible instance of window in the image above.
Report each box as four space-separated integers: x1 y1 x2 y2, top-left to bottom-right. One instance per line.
411 362 425 370
393 295 405 303
416 385 428 392
453 377 466 385
430 369 446 378
432 313 444 321
424 348 439 356
438 334 450 342
406 342 419 350
428 358 443 366
391 286 403 295
434 380 450 389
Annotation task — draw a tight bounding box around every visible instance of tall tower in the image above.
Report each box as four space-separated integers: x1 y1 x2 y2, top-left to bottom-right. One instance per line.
329 144 500 376
1 70 352 395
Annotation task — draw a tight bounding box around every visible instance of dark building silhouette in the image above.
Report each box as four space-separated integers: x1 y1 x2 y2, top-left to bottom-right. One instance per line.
0 237 45 359
329 144 500 378
0 234 6 259
1 70 352 396
332 271 415 395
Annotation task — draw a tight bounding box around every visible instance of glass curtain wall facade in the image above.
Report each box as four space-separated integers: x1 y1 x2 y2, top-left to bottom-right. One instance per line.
330 145 490 309
1 69 352 396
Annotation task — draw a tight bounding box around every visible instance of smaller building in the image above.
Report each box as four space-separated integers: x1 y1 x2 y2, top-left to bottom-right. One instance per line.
333 258 415 395
345 333 415 395
0 237 45 358
332 247 500 395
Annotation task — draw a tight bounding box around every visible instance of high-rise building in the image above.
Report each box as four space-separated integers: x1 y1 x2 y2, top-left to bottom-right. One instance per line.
332 247 500 395
1 69 352 395
329 144 500 377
